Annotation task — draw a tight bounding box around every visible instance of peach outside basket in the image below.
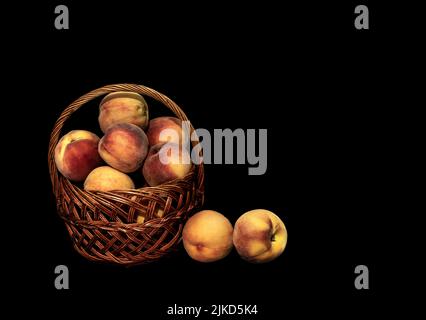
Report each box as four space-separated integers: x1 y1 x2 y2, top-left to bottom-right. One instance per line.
48 84 205 266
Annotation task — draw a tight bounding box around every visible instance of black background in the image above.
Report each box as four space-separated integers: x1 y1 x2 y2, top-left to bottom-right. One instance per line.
9 0 414 317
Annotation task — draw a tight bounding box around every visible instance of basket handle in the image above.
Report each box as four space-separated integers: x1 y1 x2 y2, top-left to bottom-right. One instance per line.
48 83 203 195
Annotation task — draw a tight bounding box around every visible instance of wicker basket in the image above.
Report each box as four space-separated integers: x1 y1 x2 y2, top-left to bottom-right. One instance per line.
48 84 204 266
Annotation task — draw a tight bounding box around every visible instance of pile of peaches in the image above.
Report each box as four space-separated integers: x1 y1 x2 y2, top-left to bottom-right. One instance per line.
183 209 288 264
54 91 192 193
54 90 289 264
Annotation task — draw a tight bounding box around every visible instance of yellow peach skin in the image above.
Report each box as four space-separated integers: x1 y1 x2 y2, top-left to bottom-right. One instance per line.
233 209 288 263
99 91 149 133
84 166 134 192
182 210 234 262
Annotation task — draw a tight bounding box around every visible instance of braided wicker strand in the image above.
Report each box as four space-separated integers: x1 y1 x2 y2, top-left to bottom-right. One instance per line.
48 84 204 265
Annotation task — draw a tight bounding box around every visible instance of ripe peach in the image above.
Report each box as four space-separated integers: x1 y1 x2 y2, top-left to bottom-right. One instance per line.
146 117 188 147
182 210 233 262
233 209 288 263
99 91 149 133
98 123 148 173
54 130 103 182
84 166 134 192
142 142 192 186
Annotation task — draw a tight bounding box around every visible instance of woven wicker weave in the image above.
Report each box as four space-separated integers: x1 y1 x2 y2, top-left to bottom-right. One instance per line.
48 84 204 266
